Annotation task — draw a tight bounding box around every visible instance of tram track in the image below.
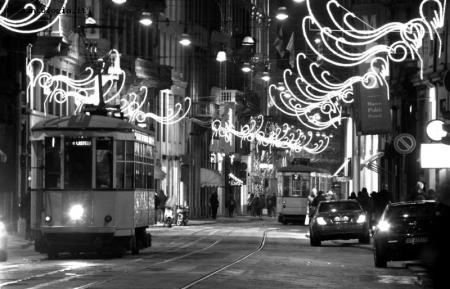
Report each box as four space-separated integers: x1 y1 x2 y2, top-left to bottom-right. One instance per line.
0 227 222 289
178 229 269 289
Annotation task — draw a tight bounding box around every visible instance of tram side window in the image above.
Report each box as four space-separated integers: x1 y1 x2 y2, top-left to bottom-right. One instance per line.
292 174 301 196
301 180 310 197
283 176 291 197
116 141 124 189
116 141 135 189
45 137 61 188
125 141 134 189
96 138 112 188
64 137 92 189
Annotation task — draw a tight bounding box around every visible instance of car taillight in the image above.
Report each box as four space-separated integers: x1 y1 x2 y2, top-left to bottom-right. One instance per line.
377 220 391 231
316 217 327 225
356 215 366 223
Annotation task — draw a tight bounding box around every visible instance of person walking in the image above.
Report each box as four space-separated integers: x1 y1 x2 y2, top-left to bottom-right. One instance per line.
348 192 357 200
228 197 236 218
310 190 327 216
259 194 266 217
209 190 219 220
406 181 427 201
157 190 167 223
252 194 260 218
356 188 373 227
306 188 317 224
19 190 32 241
266 194 273 217
270 193 277 218
154 192 160 224
247 193 254 216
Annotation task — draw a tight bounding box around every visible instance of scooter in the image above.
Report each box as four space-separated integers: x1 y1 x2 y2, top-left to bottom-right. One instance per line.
176 205 189 226
163 207 174 228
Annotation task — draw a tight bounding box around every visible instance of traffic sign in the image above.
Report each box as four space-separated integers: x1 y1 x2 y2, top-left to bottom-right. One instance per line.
394 133 416 154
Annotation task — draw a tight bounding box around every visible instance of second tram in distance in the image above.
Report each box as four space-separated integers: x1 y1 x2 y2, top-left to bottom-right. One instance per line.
276 165 332 225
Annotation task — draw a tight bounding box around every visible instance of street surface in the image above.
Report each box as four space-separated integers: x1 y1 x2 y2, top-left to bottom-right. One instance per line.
1 216 432 289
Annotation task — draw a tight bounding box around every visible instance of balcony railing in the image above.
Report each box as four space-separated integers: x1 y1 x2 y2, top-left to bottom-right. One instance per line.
217 90 243 103
191 102 219 118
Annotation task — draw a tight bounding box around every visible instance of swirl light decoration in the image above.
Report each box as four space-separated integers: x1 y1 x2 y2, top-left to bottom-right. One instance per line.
269 0 446 131
0 0 67 34
229 173 243 186
26 50 191 125
212 109 330 154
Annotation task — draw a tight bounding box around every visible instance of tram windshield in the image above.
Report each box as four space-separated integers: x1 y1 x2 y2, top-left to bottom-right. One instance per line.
64 137 92 189
43 136 154 190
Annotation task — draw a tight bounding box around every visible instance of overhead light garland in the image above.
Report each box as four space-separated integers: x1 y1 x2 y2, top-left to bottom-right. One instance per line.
27 49 191 125
0 0 68 34
212 109 330 154
269 0 446 131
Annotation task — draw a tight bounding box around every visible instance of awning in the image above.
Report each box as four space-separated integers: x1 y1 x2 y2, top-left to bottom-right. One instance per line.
154 166 166 180
200 168 224 187
360 152 393 175
360 152 384 167
332 158 351 177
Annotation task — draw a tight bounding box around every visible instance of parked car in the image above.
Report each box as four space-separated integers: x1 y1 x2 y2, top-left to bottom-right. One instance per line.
372 200 436 268
309 200 371 246
0 218 8 262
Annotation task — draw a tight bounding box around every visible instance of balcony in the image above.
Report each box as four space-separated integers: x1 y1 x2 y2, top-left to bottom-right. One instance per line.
191 102 219 118
215 90 244 103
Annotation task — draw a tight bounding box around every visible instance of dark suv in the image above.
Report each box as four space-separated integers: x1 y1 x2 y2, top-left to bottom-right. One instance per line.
373 200 436 268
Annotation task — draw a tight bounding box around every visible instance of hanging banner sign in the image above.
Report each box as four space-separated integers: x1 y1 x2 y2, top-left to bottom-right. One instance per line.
354 8 392 135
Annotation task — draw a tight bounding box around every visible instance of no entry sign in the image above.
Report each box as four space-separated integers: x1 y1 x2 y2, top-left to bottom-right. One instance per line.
394 133 416 155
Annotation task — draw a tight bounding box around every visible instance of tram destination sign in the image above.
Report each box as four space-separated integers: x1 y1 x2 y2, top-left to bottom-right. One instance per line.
135 132 154 145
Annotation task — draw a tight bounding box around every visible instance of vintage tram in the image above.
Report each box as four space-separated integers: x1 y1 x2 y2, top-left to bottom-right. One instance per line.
276 165 332 225
29 114 155 258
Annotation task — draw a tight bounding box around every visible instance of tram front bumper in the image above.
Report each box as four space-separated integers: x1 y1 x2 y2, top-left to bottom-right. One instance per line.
37 226 117 254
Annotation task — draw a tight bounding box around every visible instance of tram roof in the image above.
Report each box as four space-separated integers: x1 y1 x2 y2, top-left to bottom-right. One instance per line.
277 165 330 174
31 114 151 135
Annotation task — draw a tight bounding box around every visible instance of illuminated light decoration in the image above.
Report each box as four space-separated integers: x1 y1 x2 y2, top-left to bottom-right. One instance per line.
269 0 446 131
27 49 191 125
121 87 192 125
0 0 68 34
212 110 330 154
302 0 445 79
229 173 244 186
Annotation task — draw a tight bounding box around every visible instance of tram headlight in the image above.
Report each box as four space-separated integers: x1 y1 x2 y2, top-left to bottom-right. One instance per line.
45 215 52 222
69 204 84 221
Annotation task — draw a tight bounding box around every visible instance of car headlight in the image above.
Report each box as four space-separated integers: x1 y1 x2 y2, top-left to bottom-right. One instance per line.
45 215 52 222
69 204 84 221
377 220 391 231
356 215 366 223
0 221 5 231
316 217 327 225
